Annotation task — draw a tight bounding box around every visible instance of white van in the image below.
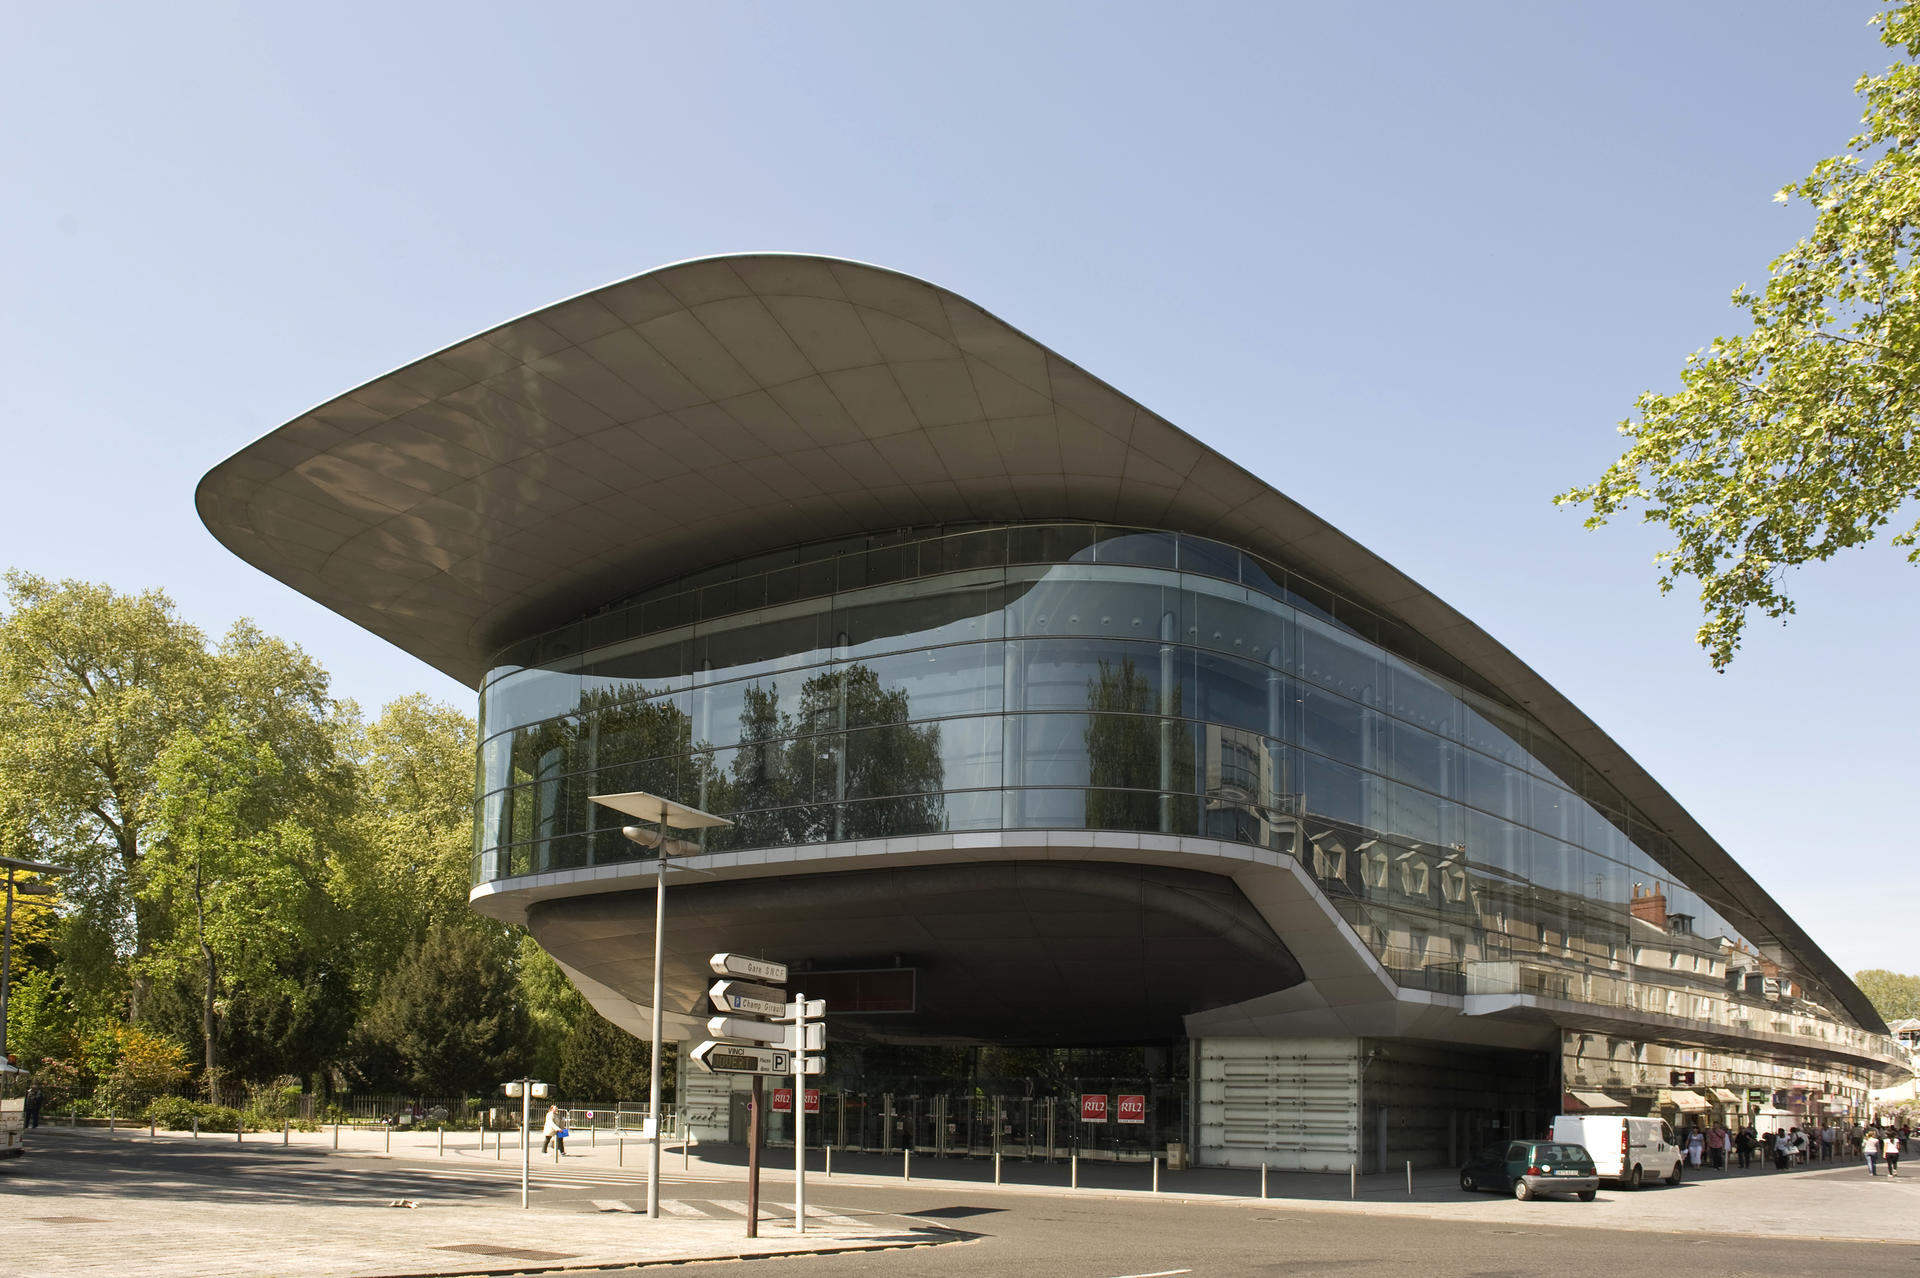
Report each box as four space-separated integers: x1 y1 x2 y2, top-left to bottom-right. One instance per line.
1549 1114 1683 1189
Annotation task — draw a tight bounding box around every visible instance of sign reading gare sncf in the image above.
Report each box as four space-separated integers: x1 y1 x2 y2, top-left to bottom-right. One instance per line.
1080 1094 1108 1123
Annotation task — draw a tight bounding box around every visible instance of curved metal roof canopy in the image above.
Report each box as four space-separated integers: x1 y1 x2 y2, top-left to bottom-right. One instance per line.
196 253 1886 1036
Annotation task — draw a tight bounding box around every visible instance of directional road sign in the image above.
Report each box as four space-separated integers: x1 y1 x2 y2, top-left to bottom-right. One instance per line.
708 979 787 1017
775 997 826 1021
707 1015 825 1051
710 952 789 984
689 1042 792 1076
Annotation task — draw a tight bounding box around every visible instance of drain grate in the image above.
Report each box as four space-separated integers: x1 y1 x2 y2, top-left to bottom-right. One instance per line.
434 1244 579 1262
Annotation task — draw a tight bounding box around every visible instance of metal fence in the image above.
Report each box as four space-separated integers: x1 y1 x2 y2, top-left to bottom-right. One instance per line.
755 1084 1185 1161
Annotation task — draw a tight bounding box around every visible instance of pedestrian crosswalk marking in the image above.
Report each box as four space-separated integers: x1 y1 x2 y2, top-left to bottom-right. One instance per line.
656 1200 705 1217
591 1199 632 1213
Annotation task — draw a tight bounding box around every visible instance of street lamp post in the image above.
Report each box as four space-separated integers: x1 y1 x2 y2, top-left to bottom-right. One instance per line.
589 791 731 1222
1 855 67 1065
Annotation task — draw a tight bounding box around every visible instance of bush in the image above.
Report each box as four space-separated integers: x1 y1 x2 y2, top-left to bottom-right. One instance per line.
141 1096 252 1132
145 1095 202 1131
244 1074 303 1123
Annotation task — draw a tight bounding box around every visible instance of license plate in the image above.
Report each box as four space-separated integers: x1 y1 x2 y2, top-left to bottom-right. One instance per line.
1553 1170 1582 1176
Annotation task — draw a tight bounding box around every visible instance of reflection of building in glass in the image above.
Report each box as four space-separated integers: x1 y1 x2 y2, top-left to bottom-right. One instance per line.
199 254 1911 1173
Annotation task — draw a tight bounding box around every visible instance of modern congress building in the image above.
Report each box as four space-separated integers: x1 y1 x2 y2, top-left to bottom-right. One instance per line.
199 254 1911 1171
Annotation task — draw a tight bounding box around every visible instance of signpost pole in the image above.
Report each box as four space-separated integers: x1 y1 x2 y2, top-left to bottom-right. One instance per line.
793 991 807 1234
747 1075 762 1239
647 852 666 1221
521 1083 531 1210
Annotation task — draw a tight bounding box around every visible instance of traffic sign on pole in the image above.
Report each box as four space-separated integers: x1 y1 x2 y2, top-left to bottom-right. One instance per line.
708 979 787 1017
689 1042 792 1075
710 953 790 985
707 1016 826 1051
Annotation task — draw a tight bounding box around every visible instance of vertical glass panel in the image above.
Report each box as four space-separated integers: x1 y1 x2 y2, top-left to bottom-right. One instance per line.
1385 654 1457 739
1010 524 1097 564
1466 749 1527 825
1011 638 1172 713
1302 751 1368 830
1004 572 1184 643
764 558 837 606
1466 807 1531 884
1529 775 1577 842
1388 719 1448 797
925 526 1006 573
1176 535 1241 581
1301 688 1369 770
1094 527 1176 569
838 585 1002 658
1187 587 1280 660
1297 613 1383 706
1193 649 1276 736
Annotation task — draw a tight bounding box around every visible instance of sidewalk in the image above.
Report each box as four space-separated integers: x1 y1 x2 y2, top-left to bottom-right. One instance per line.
16 1122 1920 1257
1 1128 959 1278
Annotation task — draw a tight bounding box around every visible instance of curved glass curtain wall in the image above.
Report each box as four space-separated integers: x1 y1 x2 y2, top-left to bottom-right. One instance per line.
474 522 1858 1034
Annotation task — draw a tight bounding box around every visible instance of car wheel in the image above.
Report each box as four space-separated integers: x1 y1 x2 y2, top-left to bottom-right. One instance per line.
1514 1179 1533 1201
1627 1165 1643 1190
1460 1171 1478 1193
1666 1162 1682 1186
1578 1190 1597 1202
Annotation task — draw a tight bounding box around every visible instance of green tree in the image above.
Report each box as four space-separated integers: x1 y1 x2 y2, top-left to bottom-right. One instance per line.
1856 968 1920 1022
1559 5 1920 667
142 714 321 1087
0 572 213 1014
361 923 527 1094
335 695 481 976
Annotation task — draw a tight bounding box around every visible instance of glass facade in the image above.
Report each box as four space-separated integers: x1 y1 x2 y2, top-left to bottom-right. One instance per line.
473 522 1881 1051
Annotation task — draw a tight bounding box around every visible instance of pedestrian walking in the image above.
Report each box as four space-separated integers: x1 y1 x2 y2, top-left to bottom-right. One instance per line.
540 1103 568 1155
1687 1127 1704 1167
1886 1131 1902 1178
1735 1126 1755 1169
1707 1124 1727 1170
1821 1123 1835 1163
22 1083 43 1130
1864 1129 1882 1176
1773 1130 1793 1170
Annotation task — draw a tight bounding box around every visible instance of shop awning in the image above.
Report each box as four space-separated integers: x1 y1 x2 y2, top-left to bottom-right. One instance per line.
1658 1089 1711 1112
1710 1088 1744 1104
1566 1090 1627 1111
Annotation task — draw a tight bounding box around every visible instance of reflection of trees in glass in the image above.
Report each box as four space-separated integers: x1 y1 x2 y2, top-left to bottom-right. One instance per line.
708 663 945 846
1083 657 1195 833
501 684 696 860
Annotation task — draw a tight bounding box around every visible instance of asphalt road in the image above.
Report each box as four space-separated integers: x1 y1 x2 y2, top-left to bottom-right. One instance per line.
12 1133 1919 1278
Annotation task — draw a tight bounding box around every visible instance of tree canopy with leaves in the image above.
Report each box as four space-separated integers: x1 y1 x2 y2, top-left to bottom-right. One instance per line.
1559 5 1920 668
1856 968 1920 1023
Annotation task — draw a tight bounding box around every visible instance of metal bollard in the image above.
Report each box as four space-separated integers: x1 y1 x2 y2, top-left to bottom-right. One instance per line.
333 1124 340 1150
827 1145 833 1178
591 1122 596 1148
1350 1163 1356 1199
439 1127 446 1156
904 1148 911 1181
618 1136 623 1167
237 1122 243 1144
1406 1160 1412 1195
284 1119 290 1147
1153 1156 1160 1193
150 1119 156 1139
192 1118 199 1139
1071 1151 1079 1190
109 1113 115 1136
1261 1161 1268 1199
994 1149 1001 1185
385 1126 390 1154
498 1127 504 1161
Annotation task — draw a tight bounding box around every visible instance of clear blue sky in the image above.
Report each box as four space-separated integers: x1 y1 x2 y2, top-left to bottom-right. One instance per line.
4 2 1912 979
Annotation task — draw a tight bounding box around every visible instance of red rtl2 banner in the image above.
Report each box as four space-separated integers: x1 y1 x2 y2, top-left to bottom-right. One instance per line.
1080 1093 1109 1123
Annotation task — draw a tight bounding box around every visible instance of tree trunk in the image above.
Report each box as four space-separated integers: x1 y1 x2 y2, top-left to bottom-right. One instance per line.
196 866 218 1094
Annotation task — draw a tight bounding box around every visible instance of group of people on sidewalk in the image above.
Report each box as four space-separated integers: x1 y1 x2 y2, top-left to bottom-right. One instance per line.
1676 1119 1908 1177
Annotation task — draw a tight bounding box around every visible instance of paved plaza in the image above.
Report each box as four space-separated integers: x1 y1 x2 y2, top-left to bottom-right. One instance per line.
2 1123 1916 1276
